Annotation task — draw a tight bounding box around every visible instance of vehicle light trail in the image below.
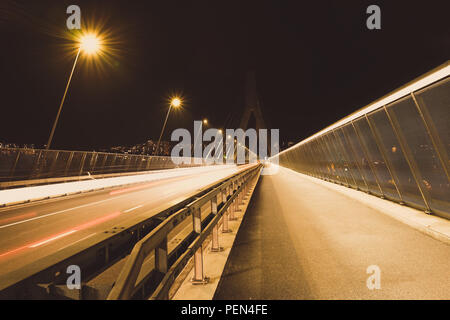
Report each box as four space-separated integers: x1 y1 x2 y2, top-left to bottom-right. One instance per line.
0 211 122 259
28 230 77 248
0 212 37 226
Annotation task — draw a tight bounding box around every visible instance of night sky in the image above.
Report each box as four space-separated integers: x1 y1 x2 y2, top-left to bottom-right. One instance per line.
1 0 449 151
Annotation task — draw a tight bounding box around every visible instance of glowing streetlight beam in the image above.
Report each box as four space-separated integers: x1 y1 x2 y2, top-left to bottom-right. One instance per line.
79 34 101 54
46 33 102 150
155 96 183 155
171 97 182 108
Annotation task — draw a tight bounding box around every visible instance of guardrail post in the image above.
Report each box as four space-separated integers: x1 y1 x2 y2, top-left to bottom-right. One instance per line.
64 151 74 176
235 178 243 213
191 206 208 284
79 152 87 176
99 153 108 174
155 238 168 274
220 185 231 233
244 179 249 200
230 184 237 220
210 195 223 252
221 186 226 204
90 152 98 174
222 207 231 233
9 150 21 179
30 150 43 179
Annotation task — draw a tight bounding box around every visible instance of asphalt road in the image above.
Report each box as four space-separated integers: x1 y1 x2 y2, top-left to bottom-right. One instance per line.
214 167 450 299
0 165 247 277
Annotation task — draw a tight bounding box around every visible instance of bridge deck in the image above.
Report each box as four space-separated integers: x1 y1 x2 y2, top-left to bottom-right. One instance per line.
213 167 450 299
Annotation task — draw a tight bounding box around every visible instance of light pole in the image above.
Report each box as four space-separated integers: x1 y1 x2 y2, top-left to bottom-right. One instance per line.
154 97 181 156
46 33 101 150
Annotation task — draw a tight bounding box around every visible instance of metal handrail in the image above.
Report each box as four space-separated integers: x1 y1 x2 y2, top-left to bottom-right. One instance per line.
107 163 261 300
0 163 260 299
0 147 212 189
273 62 450 219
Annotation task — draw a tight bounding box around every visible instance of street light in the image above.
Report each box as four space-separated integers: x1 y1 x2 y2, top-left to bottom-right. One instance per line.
46 33 101 150
154 97 182 156
79 34 101 54
203 119 208 125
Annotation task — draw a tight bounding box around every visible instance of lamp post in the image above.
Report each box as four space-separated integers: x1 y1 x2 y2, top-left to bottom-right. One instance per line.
154 97 181 156
46 34 101 150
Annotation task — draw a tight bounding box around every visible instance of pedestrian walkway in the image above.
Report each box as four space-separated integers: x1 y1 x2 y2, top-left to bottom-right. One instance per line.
213 167 450 299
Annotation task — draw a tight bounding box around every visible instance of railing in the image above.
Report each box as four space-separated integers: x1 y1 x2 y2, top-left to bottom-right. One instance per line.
272 62 449 219
0 148 207 189
107 163 261 300
0 163 261 299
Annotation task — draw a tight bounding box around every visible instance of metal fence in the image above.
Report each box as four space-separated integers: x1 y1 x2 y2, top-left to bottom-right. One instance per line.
0 163 261 299
0 148 207 187
107 163 261 300
273 62 449 219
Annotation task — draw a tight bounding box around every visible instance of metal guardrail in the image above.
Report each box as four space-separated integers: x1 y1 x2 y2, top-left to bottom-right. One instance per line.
272 62 449 219
0 163 261 299
107 163 261 300
0 148 208 189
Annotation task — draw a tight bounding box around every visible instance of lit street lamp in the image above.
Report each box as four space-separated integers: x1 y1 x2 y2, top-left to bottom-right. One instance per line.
154 97 182 156
46 33 101 150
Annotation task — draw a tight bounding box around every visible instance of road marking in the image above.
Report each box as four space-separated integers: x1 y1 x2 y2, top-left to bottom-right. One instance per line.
0 211 37 226
0 167 238 230
0 212 121 258
0 197 115 230
0 175 195 229
124 205 143 213
57 233 97 252
28 230 77 248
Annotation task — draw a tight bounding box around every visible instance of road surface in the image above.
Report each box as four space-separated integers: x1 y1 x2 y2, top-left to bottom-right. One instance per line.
0 165 248 277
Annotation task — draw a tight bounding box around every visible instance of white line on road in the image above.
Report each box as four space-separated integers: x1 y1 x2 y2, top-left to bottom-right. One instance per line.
0 197 117 230
57 233 97 252
29 230 77 248
124 205 143 213
0 167 239 230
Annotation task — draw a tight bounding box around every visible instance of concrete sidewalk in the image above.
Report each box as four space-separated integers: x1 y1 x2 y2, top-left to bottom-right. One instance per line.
213 167 450 300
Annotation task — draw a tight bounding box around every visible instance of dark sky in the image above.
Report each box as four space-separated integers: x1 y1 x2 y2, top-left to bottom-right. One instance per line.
1 0 449 151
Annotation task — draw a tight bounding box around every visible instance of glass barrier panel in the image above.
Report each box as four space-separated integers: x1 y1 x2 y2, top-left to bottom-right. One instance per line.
414 77 450 167
335 128 365 190
387 95 450 216
342 124 382 196
368 109 426 209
